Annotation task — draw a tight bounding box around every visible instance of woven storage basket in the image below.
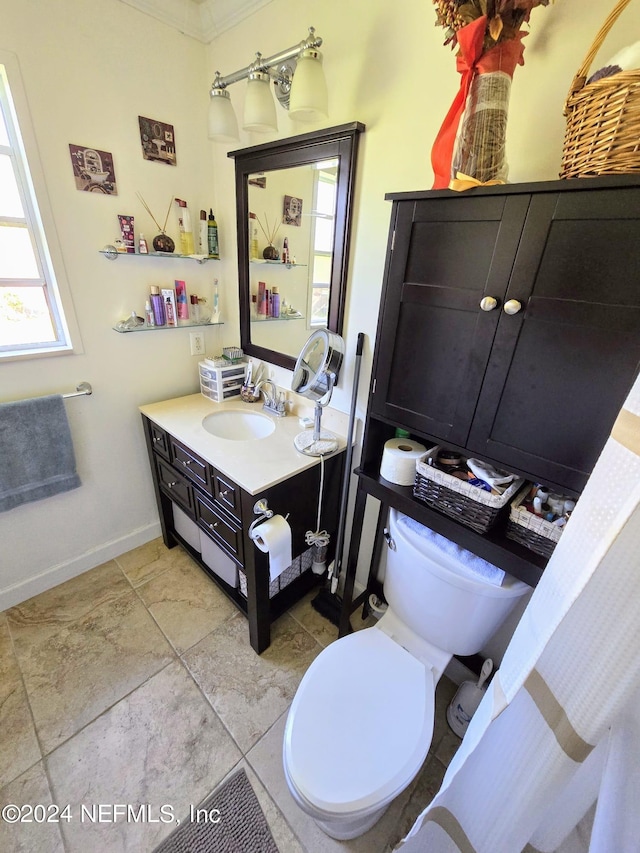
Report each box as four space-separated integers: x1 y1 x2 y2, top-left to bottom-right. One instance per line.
505 485 563 559
560 0 640 179
413 447 524 534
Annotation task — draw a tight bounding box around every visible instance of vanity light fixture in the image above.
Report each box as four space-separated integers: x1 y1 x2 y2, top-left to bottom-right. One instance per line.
207 27 328 142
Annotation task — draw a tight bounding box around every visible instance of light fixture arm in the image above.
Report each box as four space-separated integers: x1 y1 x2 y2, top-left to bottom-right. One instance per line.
210 27 323 96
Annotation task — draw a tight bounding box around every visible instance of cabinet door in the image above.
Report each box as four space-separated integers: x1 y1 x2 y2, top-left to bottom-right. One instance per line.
468 188 640 493
371 193 530 445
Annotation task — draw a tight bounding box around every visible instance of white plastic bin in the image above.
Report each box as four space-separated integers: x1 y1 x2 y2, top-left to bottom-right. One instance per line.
172 505 201 553
199 530 238 588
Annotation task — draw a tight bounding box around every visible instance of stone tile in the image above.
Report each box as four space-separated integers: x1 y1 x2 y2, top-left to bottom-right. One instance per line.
15 590 174 754
115 537 195 587
137 558 236 653
6 560 129 648
247 710 432 853
47 660 242 853
183 611 322 752
287 590 376 649
0 761 64 853
0 618 41 789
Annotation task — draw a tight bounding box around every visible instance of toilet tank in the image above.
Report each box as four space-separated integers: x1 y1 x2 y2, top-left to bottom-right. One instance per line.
384 509 529 656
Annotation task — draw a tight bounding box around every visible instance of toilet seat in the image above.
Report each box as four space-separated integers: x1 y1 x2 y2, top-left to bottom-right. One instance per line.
284 627 435 815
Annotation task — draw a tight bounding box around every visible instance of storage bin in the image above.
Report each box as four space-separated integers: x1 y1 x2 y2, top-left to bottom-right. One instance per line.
505 486 565 559
199 360 247 402
172 504 201 553
238 548 314 599
413 446 524 534
199 529 238 587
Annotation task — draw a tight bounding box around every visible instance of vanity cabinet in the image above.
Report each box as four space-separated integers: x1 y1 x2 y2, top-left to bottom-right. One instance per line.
142 414 345 653
340 176 640 635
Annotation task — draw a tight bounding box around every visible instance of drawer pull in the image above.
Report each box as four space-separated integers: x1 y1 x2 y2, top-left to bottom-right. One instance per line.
153 436 162 443
181 459 192 466
220 489 229 498
167 481 177 488
208 522 219 530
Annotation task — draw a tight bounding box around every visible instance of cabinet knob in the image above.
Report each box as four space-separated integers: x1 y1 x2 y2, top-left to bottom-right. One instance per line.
220 489 229 498
503 299 522 315
181 459 192 466
480 296 498 312
209 522 218 530
167 481 176 488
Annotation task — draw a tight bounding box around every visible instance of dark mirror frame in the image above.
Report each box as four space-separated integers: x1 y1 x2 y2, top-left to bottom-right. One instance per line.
229 122 365 370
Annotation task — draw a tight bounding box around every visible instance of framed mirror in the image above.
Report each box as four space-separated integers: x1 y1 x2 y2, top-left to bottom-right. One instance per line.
229 122 364 370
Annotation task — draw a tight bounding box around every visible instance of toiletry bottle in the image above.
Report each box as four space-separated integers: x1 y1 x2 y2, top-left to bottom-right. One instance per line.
199 210 208 255
271 286 280 318
175 199 195 255
145 299 155 326
282 237 289 265
211 278 220 323
258 281 266 315
139 233 149 254
165 296 175 326
190 294 200 323
251 294 258 318
150 285 166 326
249 212 259 260
208 209 219 259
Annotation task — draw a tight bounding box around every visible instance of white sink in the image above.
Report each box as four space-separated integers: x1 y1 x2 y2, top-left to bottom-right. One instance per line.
202 410 276 441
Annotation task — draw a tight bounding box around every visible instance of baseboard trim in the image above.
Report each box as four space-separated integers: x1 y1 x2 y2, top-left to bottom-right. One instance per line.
0 521 162 611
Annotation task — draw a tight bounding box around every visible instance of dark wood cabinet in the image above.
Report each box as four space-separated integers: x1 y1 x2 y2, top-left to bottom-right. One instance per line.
371 179 640 494
340 177 640 635
142 415 345 653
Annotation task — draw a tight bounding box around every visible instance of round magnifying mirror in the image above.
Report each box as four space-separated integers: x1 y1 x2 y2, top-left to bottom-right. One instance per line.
292 330 345 456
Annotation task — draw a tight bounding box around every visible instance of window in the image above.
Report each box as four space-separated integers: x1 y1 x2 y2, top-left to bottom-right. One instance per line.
0 57 76 358
308 164 337 327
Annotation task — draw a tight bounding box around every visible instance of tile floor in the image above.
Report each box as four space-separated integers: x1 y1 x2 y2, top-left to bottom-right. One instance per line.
0 538 460 852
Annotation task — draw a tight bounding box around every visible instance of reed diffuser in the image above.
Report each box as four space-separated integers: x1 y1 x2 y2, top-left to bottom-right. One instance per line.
136 193 175 252
255 213 282 260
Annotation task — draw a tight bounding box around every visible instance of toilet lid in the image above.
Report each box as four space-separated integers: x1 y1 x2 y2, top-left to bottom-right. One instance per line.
284 627 435 815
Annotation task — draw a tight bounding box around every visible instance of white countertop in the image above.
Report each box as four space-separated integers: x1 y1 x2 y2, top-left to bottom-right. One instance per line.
139 393 350 495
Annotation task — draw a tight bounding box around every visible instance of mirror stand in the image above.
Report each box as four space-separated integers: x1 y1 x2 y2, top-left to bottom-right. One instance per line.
291 330 344 456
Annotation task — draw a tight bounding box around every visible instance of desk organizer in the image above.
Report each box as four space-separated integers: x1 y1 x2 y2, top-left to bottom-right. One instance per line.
199 360 247 402
505 486 564 559
413 446 524 534
238 547 314 599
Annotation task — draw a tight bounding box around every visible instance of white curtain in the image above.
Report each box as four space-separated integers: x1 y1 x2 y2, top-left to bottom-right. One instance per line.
397 374 640 853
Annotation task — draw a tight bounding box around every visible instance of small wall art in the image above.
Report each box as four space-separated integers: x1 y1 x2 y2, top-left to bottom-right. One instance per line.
138 116 177 166
69 144 117 194
283 194 303 227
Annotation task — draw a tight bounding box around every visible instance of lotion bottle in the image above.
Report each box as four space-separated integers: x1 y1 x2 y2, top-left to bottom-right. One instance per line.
199 210 208 255
139 233 149 254
175 199 195 255
150 285 166 326
211 278 220 323
207 209 219 259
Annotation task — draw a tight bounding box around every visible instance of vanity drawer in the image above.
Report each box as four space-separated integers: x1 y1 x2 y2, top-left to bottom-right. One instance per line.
170 438 211 492
214 473 241 521
195 493 243 563
149 422 170 460
156 458 194 514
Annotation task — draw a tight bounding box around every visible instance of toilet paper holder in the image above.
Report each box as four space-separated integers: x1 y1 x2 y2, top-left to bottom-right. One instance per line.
248 499 273 539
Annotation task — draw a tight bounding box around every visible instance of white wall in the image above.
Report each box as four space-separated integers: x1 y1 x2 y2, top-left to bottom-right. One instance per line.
1 0 637 612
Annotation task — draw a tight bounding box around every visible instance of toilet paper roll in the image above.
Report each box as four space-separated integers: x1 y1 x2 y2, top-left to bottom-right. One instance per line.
380 438 427 486
249 515 292 581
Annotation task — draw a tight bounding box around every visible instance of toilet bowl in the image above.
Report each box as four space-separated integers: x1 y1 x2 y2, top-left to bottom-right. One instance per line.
283 509 529 839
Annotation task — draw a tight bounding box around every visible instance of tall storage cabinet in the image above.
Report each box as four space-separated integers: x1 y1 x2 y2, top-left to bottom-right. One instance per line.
340 176 640 634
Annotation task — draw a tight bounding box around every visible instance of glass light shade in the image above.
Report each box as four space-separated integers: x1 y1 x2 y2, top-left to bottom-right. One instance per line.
208 89 239 142
289 49 328 122
243 73 277 133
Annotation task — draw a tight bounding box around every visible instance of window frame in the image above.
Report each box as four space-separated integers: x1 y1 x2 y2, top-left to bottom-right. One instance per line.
0 50 81 361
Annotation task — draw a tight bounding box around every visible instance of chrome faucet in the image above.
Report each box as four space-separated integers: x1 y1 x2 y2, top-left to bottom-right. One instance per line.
256 379 287 417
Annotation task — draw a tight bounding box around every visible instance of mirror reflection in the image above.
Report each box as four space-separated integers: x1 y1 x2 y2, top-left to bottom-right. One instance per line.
248 158 338 359
229 122 365 371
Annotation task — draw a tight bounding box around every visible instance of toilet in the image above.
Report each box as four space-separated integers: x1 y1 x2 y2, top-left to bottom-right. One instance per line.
283 508 529 840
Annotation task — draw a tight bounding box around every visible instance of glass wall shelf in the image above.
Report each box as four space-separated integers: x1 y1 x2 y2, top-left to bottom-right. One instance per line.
113 321 223 333
250 314 304 323
100 247 218 264
250 260 307 269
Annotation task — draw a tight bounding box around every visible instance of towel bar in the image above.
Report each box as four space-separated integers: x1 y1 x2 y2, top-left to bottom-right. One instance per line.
62 382 92 398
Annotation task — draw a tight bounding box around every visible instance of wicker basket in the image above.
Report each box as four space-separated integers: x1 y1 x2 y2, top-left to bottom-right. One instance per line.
413 447 524 534
560 0 640 179
505 486 563 559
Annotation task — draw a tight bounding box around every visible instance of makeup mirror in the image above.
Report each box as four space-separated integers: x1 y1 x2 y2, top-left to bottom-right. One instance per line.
229 122 364 370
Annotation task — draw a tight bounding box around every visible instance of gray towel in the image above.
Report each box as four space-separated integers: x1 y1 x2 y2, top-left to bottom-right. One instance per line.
0 394 81 512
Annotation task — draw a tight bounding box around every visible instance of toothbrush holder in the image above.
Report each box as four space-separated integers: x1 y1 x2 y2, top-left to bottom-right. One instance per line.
240 383 260 403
